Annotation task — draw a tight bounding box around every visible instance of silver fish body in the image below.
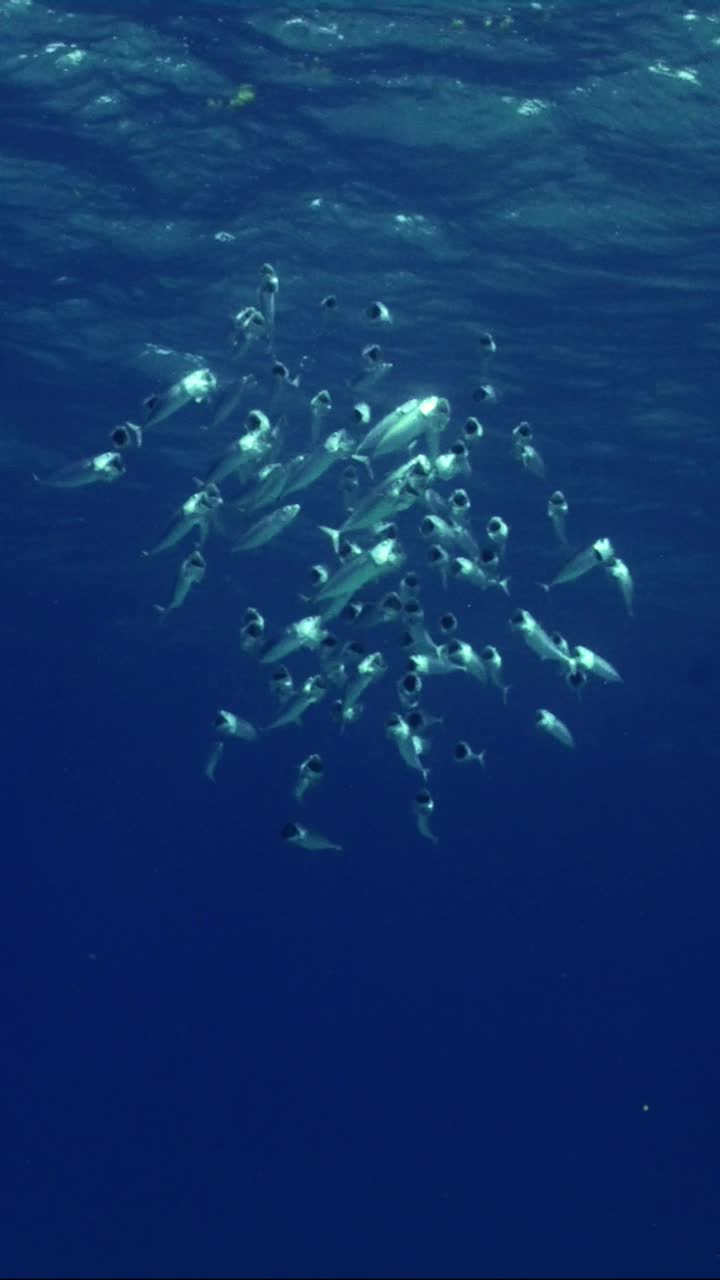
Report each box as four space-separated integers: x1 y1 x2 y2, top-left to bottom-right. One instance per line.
232 503 301 552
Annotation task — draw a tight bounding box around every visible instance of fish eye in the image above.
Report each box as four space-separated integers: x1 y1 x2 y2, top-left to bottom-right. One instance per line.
480 547 497 565
472 386 491 402
321 295 337 310
488 518 502 532
281 822 300 840
272 361 289 379
481 646 495 661
403 599 422 617
439 613 457 632
451 491 469 507
511 610 526 626
550 490 565 504
479 332 495 349
244 621 263 638
111 427 128 447
403 674 420 692
451 442 466 456
420 516 437 536
214 713 227 728
307 756 323 773
406 711 423 730
403 572 420 589
321 633 338 650
364 344 382 362
514 421 532 438
415 789 431 806
454 742 470 759
428 546 445 563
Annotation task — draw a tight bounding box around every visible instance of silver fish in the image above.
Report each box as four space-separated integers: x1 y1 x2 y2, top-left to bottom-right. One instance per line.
143 368 216 428
232 503 301 552
154 549 206 615
34 450 125 488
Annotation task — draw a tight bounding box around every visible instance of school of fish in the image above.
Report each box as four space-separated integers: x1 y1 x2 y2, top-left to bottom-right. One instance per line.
35 264 634 853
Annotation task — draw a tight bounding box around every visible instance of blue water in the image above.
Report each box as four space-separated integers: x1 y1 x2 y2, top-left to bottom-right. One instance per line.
2 2 720 1276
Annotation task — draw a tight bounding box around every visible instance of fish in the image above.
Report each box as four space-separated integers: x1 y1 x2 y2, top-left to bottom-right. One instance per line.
142 483 222 557
204 411 273 486
260 615 328 664
341 651 387 721
480 645 510 703
34 451 125 488
143 368 216 428
510 610 572 667
309 389 332 444
571 645 623 684
547 490 569 544
213 709 259 741
445 639 488 683
294 753 324 803
453 740 486 767
413 788 438 844
546 537 615 588
606 556 634 616
231 503 301 552
230 305 266 355
386 712 429 779
281 429 355 497
258 262 279 351
535 708 575 749
314 537 405 602
267 674 327 730
154 549 206 615
205 374 257 431
281 821 342 852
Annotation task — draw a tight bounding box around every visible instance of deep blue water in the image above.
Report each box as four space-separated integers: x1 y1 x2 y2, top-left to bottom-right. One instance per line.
2 2 720 1276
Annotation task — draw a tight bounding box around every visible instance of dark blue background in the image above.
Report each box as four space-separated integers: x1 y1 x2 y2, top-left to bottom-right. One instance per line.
2 2 719 1276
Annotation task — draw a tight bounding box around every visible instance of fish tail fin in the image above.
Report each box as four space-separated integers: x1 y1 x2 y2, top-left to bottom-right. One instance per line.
319 525 341 554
